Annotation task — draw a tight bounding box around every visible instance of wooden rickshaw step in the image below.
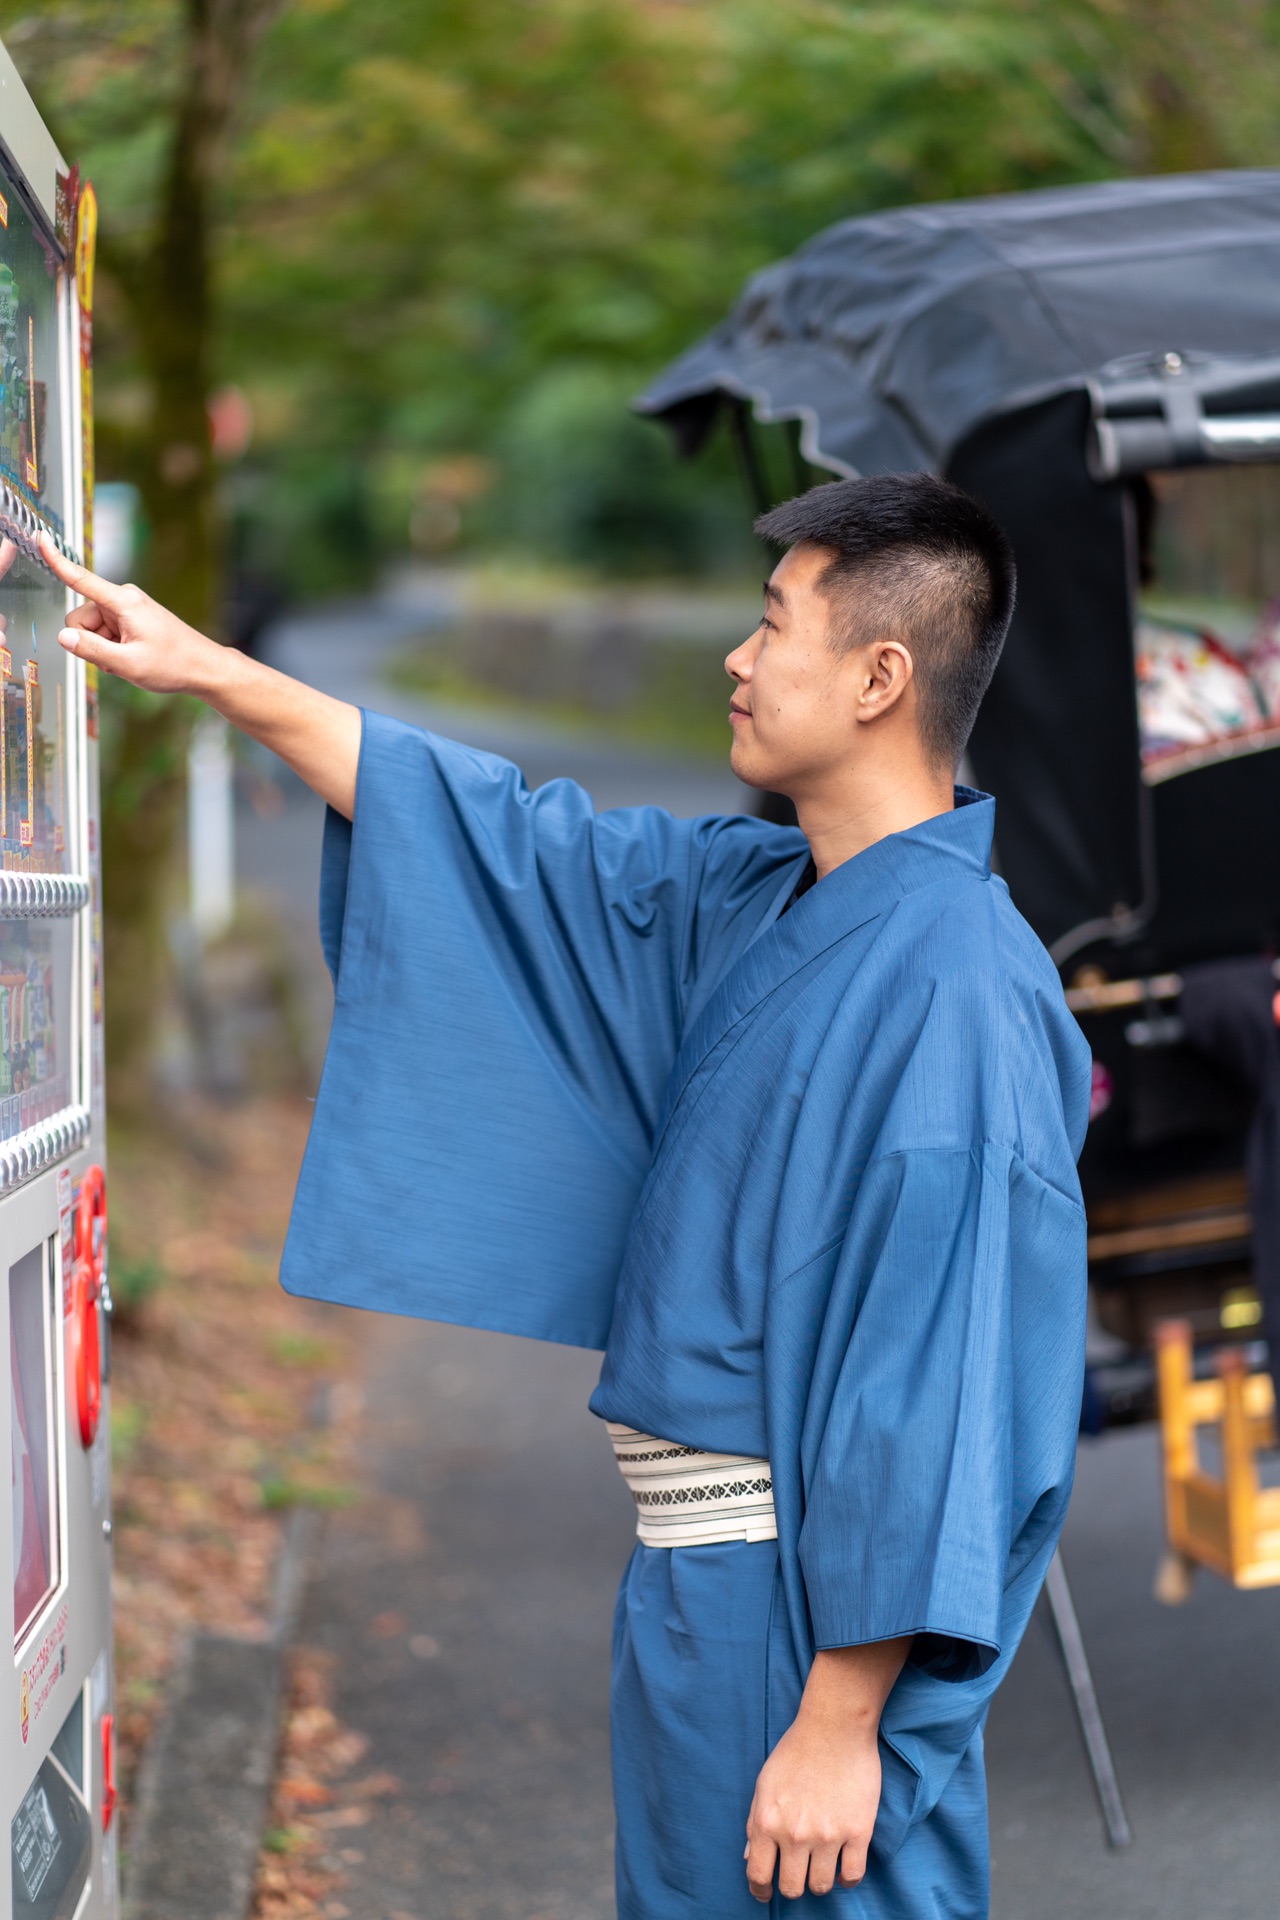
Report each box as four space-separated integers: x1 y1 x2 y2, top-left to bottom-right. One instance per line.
1155 1319 1280 1597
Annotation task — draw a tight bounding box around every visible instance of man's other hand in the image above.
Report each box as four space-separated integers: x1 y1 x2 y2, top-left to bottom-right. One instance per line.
744 1636 911 1902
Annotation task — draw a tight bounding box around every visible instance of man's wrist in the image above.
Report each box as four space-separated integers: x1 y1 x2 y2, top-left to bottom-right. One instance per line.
795 1676 884 1740
796 1686 882 1734
797 1639 913 1736
196 632 254 710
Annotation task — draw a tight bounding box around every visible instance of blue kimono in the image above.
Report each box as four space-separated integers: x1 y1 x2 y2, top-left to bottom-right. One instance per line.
281 711 1091 1919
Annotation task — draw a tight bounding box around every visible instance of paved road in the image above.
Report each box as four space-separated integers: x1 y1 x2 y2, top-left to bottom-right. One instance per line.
299 1319 631 1920
990 1428 1280 1918
241 592 1280 1919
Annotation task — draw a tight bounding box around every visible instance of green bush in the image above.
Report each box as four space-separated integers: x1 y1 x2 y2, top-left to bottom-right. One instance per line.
109 1254 164 1326
476 366 756 578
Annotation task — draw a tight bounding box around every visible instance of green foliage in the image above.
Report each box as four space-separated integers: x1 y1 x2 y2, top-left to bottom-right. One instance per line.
8 0 1280 587
109 1252 164 1317
477 367 755 577
258 1473 355 1511
268 1331 336 1367
262 1828 306 1856
109 1396 148 1466
214 0 1121 580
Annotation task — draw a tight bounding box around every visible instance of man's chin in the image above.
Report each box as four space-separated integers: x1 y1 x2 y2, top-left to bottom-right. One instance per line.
728 741 777 792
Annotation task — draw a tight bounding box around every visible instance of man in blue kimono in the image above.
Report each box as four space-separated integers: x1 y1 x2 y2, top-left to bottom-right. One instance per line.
42 473 1089 1920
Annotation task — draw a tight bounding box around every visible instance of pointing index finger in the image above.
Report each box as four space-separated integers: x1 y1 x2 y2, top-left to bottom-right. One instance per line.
36 530 127 611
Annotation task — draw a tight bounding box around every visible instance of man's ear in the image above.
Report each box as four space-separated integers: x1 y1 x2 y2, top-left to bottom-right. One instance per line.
855 640 914 720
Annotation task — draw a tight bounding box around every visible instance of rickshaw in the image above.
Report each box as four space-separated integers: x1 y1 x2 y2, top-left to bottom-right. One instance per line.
637 169 1280 1841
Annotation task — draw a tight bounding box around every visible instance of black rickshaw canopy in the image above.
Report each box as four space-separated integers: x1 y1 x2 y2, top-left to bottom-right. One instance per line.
638 170 1280 973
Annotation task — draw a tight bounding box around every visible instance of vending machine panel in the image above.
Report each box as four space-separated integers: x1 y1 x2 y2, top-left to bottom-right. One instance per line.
0 925 74 1146
0 144 66 538
0 36 115 1920
0 549 73 872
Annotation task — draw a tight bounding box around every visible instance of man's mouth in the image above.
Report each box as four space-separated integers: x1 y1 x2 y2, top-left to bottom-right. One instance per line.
729 702 751 722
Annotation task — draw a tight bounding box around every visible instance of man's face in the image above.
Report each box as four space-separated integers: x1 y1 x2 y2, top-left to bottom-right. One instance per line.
725 542 870 797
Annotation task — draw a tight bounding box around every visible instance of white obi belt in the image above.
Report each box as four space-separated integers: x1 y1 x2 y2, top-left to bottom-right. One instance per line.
607 1424 777 1548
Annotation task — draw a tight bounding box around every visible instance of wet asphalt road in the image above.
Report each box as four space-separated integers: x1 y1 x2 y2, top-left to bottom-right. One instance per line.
239 588 1280 1919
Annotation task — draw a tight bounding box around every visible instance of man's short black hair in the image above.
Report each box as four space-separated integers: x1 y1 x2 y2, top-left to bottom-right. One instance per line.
754 473 1016 770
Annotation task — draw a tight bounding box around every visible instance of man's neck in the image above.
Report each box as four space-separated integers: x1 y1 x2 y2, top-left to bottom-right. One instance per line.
793 767 956 881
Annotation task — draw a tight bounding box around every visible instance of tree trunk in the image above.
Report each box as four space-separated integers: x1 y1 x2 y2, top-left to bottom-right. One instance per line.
100 0 281 1111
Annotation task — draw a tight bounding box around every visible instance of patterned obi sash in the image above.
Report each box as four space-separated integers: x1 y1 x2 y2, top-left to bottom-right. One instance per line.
606 1424 777 1548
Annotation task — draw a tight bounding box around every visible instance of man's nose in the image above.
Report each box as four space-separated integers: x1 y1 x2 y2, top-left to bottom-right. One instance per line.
725 634 756 681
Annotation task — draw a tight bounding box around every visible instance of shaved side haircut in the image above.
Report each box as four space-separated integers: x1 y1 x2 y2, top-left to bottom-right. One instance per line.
755 473 1016 769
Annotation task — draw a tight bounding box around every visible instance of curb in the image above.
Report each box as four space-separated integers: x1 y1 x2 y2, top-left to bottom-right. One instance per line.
122 1506 322 1920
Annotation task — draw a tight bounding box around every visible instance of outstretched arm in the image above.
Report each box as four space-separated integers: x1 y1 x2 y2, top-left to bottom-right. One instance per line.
39 534 361 820
745 1635 911 1902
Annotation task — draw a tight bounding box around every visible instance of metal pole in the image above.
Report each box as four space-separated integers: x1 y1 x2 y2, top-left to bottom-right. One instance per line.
188 714 235 942
728 398 773 518
1042 1548 1132 1849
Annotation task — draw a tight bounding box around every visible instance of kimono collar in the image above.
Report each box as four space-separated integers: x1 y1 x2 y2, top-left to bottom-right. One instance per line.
800 784 994 923
662 788 997 1139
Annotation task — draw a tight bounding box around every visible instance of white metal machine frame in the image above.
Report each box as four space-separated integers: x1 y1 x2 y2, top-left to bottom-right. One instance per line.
0 39 115 1920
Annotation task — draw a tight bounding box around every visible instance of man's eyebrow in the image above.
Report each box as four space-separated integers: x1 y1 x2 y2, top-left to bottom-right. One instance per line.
762 580 785 608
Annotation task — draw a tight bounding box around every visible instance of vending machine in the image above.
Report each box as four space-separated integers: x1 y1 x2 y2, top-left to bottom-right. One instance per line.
0 41 116 1920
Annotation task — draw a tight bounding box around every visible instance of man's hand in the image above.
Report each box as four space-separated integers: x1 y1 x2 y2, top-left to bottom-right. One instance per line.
41 534 228 697
745 1637 911 1902
37 532 362 819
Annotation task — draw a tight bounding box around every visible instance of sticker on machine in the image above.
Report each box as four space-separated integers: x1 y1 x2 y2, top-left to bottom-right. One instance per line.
19 1603 68 1742
12 1775 60 1900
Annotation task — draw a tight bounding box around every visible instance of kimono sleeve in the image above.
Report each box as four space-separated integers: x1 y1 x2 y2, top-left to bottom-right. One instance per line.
281 709 792 1347
797 1143 1086 1670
